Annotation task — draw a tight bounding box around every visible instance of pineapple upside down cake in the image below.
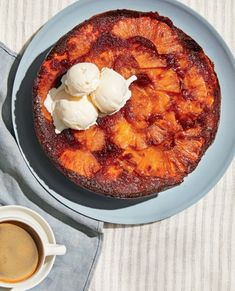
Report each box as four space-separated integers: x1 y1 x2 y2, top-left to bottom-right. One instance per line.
33 10 220 198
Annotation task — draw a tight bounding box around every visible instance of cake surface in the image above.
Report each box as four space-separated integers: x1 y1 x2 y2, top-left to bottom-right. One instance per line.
33 10 220 198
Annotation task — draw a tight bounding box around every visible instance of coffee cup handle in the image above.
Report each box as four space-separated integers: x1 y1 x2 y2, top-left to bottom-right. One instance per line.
44 243 66 256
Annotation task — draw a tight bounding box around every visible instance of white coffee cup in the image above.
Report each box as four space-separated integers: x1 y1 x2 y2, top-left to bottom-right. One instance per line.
0 206 66 290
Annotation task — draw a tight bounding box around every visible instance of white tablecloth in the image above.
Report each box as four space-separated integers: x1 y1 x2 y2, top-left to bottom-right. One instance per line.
1 1 234 290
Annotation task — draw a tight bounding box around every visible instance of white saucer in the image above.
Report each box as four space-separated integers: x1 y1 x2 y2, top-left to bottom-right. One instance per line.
0 206 56 291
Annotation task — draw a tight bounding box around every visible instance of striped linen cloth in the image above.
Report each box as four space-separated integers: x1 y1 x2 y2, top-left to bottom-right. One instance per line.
0 1 234 290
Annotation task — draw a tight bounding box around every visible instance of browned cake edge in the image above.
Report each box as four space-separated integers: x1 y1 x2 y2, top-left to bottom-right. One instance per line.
32 9 221 198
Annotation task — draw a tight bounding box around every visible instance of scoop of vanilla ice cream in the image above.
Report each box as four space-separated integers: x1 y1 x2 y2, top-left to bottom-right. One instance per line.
52 96 98 133
64 63 100 97
91 68 137 114
44 64 136 134
44 77 70 115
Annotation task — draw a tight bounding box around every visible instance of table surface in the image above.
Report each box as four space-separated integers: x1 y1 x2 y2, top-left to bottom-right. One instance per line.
0 1 234 290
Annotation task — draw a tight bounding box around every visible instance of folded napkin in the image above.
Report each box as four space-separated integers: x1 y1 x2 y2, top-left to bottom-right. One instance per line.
0 43 103 291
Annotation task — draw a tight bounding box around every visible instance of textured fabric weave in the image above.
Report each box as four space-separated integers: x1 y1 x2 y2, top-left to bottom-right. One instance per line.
0 42 103 291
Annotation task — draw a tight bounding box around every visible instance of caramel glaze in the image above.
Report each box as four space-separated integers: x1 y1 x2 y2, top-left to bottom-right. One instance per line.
33 10 220 198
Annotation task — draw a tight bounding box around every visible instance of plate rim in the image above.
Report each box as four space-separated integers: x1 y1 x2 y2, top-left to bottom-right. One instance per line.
11 0 235 224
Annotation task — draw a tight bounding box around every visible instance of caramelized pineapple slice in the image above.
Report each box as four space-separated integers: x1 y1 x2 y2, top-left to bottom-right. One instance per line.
112 17 182 54
111 117 147 150
127 86 152 128
147 123 168 145
147 68 180 93
73 126 105 152
113 43 166 78
166 136 204 176
112 17 158 44
167 150 187 174
113 54 139 79
177 99 203 115
137 147 166 177
131 49 167 68
67 24 99 61
174 137 204 162
60 149 100 177
177 53 191 70
154 22 183 54
103 165 123 180
183 66 208 103
84 49 119 70
183 127 202 138
156 111 182 133
121 147 174 178
151 91 170 114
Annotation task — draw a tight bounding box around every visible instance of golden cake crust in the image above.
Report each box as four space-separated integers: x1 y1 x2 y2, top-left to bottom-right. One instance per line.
33 10 220 198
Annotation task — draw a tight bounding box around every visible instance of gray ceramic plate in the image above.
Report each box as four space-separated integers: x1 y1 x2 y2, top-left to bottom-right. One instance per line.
12 0 235 224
